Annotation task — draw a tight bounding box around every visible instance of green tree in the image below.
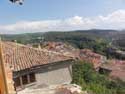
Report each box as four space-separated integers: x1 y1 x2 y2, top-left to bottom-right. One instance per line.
72 61 124 94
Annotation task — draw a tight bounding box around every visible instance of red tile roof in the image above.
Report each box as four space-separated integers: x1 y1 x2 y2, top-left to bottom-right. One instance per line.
101 60 125 81
101 60 125 71
79 49 105 69
110 70 125 81
2 42 73 72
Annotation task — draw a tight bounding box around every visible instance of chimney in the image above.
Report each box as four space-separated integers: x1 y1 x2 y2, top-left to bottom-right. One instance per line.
38 44 41 50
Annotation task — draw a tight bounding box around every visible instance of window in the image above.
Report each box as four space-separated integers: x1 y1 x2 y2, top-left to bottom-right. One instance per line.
14 77 21 87
29 73 36 83
22 75 28 85
14 73 36 89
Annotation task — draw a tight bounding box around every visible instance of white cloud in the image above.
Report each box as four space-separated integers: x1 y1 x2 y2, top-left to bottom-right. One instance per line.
0 9 125 34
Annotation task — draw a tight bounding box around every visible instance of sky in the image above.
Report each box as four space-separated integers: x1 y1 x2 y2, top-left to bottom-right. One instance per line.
0 0 125 34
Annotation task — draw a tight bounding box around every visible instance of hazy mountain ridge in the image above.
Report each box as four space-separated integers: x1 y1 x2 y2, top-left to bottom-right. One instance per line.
1 29 125 49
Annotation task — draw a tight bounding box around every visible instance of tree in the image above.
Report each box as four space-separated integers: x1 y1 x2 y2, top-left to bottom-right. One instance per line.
72 61 124 94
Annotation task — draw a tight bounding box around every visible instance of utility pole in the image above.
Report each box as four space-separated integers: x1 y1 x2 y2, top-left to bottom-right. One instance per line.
0 38 9 94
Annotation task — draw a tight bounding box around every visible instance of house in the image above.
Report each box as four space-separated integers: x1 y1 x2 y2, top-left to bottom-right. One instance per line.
79 49 106 70
39 42 80 58
0 41 74 94
99 60 125 81
42 42 107 71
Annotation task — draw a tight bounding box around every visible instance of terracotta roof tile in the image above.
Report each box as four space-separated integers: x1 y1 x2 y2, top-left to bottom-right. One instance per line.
2 42 73 72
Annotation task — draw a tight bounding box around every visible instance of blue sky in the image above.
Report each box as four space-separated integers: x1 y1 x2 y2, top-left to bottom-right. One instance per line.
0 0 125 34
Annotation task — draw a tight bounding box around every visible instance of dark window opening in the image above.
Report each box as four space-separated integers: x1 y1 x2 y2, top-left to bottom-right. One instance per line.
14 77 21 87
29 73 36 83
22 75 28 85
14 73 36 89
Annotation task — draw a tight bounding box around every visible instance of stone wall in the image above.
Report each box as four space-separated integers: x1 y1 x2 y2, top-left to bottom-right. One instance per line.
0 62 6 94
0 63 16 94
5 63 16 94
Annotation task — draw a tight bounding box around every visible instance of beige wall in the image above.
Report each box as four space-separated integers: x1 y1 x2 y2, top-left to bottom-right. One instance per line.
5 64 16 94
35 62 72 86
0 63 16 94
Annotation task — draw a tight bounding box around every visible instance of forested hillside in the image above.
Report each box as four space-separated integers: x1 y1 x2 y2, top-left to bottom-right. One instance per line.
1 29 125 55
0 29 118 55
1 29 116 44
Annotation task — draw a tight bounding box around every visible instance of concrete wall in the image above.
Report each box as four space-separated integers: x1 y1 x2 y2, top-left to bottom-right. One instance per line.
35 61 72 86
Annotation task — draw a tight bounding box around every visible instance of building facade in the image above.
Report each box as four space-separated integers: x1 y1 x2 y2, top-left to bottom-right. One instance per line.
0 42 74 94
13 60 73 91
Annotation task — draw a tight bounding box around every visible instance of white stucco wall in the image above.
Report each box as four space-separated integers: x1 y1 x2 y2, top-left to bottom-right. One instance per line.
35 62 72 86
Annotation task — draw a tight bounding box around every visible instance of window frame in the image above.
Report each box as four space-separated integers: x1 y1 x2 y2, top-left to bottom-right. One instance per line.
14 72 36 90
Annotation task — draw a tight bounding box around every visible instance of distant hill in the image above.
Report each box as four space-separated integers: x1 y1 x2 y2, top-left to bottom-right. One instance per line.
1 29 125 49
1 29 117 43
